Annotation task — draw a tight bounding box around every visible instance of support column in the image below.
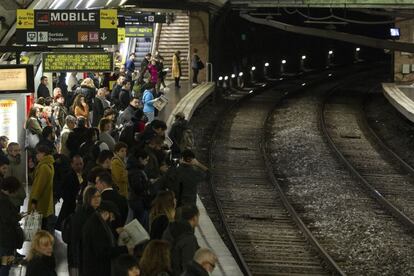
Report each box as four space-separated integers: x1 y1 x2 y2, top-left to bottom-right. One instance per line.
190 11 210 83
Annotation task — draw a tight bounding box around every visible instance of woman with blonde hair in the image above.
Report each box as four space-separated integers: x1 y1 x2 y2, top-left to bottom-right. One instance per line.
139 240 172 276
149 191 176 240
71 94 89 123
26 230 57 276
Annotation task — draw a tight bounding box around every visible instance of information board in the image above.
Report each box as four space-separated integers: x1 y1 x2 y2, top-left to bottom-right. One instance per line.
42 53 113 72
0 100 18 143
16 9 118 45
0 65 34 92
126 26 153 37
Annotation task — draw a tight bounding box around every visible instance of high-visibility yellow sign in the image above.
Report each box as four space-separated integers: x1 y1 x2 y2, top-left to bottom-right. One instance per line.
100 9 117 29
16 9 34 29
118 28 125 43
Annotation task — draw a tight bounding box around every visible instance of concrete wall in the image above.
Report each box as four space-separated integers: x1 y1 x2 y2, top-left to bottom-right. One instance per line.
190 11 209 83
395 18 414 83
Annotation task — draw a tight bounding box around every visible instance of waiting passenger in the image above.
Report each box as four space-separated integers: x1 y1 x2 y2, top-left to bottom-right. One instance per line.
82 200 130 276
25 230 57 276
162 205 200 276
139 240 172 276
99 118 117 151
112 254 140 276
5 143 26 209
149 191 176 240
111 142 129 198
182 248 218 276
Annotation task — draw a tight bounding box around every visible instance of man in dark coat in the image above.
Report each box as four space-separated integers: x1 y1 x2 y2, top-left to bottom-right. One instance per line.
125 53 136 80
111 76 125 110
168 112 190 157
117 97 141 126
95 172 128 226
66 117 88 157
56 155 85 230
162 205 200 276
82 200 129 276
169 150 208 207
92 88 106 127
37 76 50 99
118 80 132 110
182 248 218 276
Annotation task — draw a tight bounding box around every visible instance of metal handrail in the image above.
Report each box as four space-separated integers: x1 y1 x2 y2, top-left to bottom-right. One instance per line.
206 62 213 82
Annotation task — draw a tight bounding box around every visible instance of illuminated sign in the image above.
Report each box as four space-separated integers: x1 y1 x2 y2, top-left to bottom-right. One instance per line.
42 53 114 72
0 99 18 143
126 26 153 37
0 65 34 92
16 9 118 45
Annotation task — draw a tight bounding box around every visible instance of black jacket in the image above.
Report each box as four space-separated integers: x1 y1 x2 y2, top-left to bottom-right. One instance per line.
0 192 23 250
168 119 189 154
80 86 96 110
119 89 131 110
92 97 105 127
69 205 95 268
127 156 150 203
150 214 169 240
111 84 122 109
182 261 209 276
162 220 199 276
101 188 129 226
66 127 88 156
82 212 127 276
56 169 84 230
173 164 205 207
26 255 57 276
37 83 50 99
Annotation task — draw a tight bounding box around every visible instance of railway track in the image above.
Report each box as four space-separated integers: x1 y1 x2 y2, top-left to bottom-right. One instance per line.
208 70 349 276
266 71 414 275
322 89 414 229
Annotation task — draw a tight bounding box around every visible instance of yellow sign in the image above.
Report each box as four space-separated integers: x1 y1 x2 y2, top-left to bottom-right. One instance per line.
100 9 117 29
16 9 34 29
118 28 125 43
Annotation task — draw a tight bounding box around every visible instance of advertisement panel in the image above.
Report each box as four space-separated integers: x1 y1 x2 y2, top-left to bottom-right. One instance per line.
0 65 34 93
0 99 18 143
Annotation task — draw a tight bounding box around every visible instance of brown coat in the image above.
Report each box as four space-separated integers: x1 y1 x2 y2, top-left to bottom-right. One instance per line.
111 155 128 198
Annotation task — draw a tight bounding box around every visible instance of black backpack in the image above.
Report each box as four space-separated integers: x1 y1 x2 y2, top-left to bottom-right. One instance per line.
61 213 73 244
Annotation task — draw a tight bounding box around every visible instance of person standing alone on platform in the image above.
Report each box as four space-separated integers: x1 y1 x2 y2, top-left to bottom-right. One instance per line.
172 50 182 88
125 53 136 81
191 49 203 86
37 76 50 99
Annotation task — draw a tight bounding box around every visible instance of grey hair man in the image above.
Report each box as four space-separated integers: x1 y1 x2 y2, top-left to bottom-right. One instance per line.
182 248 218 276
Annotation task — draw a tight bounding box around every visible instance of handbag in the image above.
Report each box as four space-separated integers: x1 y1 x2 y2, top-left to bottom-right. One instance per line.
197 60 205 70
23 211 42 241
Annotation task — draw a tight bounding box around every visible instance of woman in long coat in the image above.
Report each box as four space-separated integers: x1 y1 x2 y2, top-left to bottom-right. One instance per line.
29 144 55 232
172 50 182 88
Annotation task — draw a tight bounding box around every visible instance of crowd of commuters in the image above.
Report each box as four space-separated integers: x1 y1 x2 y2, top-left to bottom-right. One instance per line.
0 50 215 276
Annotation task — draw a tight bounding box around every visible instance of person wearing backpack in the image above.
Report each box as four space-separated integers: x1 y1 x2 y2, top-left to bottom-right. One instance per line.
168 112 192 158
191 48 204 86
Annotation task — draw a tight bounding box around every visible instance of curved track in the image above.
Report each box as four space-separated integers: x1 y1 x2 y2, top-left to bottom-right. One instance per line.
266 70 414 275
209 71 349 276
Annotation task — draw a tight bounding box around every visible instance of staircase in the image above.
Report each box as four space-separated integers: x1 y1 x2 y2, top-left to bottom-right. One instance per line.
134 37 152 70
157 14 190 80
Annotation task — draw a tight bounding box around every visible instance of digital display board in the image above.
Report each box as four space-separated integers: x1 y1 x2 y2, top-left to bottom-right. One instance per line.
0 65 34 92
42 52 113 72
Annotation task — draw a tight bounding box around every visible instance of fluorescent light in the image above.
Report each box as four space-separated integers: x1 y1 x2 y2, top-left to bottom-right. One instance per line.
224 76 229 80
54 0 66 9
238 72 243 77
86 0 95 8
328 73 333 77
301 55 306 60
281 59 286 64
231 74 236 78
119 0 128 6
264 62 269 67
106 0 113 6
356 47 360 52
301 83 306 86
251 66 256 71
49 0 58 8
75 0 84 8
249 90 254 94
328 50 333 55
218 76 223 81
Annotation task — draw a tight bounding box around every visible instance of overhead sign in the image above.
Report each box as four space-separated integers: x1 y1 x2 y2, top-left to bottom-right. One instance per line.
16 9 118 45
118 28 126 43
121 13 166 26
16 9 34 29
0 65 34 92
42 52 114 72
126 26 153 37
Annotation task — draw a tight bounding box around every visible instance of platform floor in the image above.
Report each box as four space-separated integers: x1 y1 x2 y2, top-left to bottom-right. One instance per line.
11 81 242 276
